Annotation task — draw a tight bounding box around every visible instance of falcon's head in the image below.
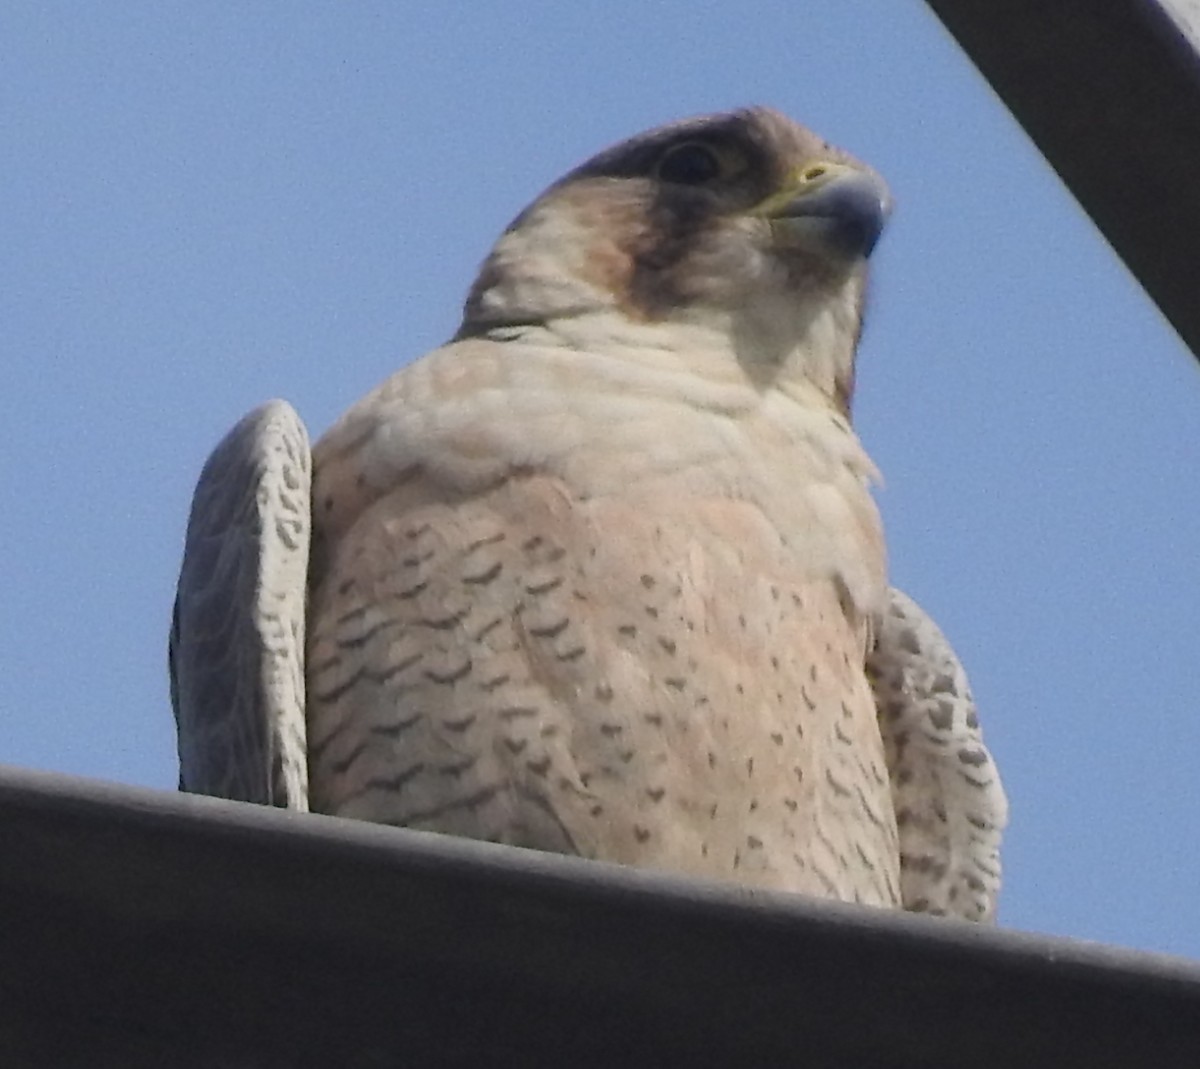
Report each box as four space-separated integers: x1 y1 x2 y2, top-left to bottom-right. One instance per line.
459 107 890 412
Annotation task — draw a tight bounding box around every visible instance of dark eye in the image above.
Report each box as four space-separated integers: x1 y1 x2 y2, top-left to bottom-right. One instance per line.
655 142 723 185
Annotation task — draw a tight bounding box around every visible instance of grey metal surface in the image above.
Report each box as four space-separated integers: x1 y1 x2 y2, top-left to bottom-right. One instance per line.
923 0 1200 363
1 764 1199 1067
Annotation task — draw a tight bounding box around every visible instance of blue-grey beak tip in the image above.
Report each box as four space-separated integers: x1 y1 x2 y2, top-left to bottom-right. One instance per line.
783 171 891 259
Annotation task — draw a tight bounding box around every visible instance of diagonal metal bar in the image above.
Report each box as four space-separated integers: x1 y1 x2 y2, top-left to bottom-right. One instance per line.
923 0 1200 364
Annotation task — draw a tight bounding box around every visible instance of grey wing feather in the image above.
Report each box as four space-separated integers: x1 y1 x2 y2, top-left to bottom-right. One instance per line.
169 400 311 809
870 587 1008 922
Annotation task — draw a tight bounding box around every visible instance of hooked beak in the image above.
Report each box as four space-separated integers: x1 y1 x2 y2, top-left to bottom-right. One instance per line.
753 161 891 259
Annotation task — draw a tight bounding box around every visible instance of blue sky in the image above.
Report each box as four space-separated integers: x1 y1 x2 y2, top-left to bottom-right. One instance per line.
5 3 1199 957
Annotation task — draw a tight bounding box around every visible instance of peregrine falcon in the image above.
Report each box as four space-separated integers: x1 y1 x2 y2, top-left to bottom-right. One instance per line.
170 107 1006 920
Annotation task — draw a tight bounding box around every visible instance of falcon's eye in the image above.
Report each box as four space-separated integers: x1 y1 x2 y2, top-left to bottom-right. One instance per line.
654 141 726 186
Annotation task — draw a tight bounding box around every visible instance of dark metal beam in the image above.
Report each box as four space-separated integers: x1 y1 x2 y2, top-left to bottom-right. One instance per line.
923 0 1200 364
2 765 1200 1067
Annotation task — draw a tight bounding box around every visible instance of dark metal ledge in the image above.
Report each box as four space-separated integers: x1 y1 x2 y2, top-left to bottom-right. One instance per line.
924 0 1200 363
1 765 1199 1067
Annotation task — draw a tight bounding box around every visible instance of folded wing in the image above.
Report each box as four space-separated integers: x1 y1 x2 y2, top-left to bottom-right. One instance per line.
169 400 311 809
